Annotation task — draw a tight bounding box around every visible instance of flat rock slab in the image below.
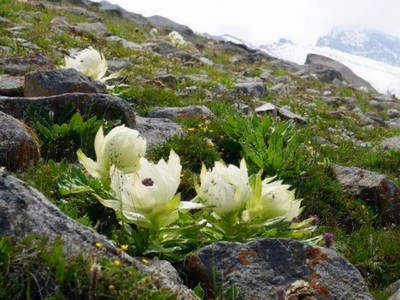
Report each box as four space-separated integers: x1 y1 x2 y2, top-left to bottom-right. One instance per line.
0 93 136 128
187 239 372 300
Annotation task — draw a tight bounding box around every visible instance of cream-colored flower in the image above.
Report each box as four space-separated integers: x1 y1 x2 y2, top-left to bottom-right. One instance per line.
260 177 303 221
195 159 252 217
77 125 146 179
150 28 159 40
101 150 202 228
245 174 303 223
168 31 186 48
63 47 108 81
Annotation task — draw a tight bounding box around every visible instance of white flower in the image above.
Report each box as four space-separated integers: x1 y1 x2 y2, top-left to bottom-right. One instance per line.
77 125 146 179
246 175 303 222
63 47 108 81
260 177 302 221
168 31 186 48
101 150 202 228
195 159 252 217
150 28 159 40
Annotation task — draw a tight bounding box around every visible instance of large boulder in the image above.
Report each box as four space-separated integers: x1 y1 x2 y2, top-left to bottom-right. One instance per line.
0 93 136 128
24 69 107 97
0 171 198 299
187 239 372 299
334 165 400 225
304 54 377 93
0 112 40 171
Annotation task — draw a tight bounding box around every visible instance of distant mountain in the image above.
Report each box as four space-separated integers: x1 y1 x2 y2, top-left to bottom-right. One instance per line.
201 33 257 50
260 40 400 97
317 27 400 67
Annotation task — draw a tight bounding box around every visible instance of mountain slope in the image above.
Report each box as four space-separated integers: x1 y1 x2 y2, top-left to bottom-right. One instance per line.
317 27 400 67
260 39 400 96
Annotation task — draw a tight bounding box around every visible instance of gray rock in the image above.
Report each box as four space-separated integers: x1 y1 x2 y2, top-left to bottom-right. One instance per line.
187 239 372 300
105 36 143 50
150 42 179 55
71 22 110 37
388 109 400 119
304 54 377 93
277 107 307 124
259 70 273 81
371 94 395 102
148 105 214 121
364 112 386 127
255 102 277 115
387 280 400 300
0 93 136 128
93 1 149 26
234 81 267 98
269 83 291 95
334 165 400 225
136 116 182 150
0 172 198 300
147 15 194 37
24 69 107 97
0 112 40 171
180 74 211 84
0 53 55 76
155 74 178 89
0 74 24 97
380 137 400 152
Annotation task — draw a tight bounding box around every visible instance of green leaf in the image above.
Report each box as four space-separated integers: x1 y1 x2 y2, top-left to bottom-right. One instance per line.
194 283 205 299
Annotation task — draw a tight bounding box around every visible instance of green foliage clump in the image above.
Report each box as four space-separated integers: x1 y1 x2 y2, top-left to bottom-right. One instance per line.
27 106 118 162
0 236 175 300
120 84 184 116
337 227 400 293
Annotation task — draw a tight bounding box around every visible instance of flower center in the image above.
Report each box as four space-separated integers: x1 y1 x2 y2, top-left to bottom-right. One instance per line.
142 178 154 186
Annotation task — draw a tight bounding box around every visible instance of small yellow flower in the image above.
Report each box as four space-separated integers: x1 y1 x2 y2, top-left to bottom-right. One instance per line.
120 244 129 251
188 128 195 132
108 284 115 291
113 260 121 267
95 242 103 249
141 258 149 265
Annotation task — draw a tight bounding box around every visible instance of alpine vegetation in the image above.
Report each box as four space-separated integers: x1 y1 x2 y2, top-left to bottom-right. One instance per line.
77 125 146 182
76 125 312 254
194 159 306 241
168 31 186 48
99 150 203 229
63 47 108 81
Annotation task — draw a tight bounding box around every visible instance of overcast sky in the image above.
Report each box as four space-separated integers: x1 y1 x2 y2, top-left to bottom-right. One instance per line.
92 0 400 46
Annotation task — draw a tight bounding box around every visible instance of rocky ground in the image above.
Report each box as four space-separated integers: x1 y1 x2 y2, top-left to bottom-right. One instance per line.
0 0 400 299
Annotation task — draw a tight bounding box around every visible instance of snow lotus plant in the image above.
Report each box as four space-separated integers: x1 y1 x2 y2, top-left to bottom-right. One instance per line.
168 31 186 48
194 159 310 241
99 150 202 229
77 125 146 183
62 47 120 82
